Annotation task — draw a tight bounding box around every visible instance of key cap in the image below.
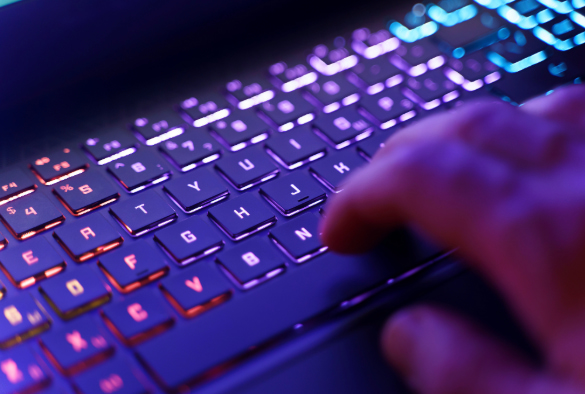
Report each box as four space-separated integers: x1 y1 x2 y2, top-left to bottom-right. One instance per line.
0 237 65 289
214 146 279 191
347 56 404 94
209 110 270 152
269 212 327 263
225 78 275 110
0 345 50 394
0 230 7 251
208 194 277 241
268 61 318 92
351 27 401 60
159 131 222 172
487 29 548 72
264 125 328 170
131 110 187 146
53 171 120 216
358 86 417 129
109 190 177 237
303 74 361 113
216 238 285 289
72 357 147 394
307 41 359 76
403 69 460 110
0 294 51 349
39 266 111 320
357 131 395 160
539 15 585 51
30 148 89 186
107 150 172 194
391 38 446 77
313 106 374 149
154 216 224 266
445 52 501 92
40 315 114 375
163 168 229 213
257 91 316 132
53 214 123 262
159 262 232 318
309 149 367 192
260 172 327 216
0 168 37 206
98 241 169 293
1 193 65 240
82 131 138 166
178 92 231 128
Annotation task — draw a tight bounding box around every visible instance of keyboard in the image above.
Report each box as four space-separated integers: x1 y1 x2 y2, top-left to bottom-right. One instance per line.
1 0 584 392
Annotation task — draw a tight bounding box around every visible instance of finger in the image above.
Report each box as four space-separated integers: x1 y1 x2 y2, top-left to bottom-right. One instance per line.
521 84 585 127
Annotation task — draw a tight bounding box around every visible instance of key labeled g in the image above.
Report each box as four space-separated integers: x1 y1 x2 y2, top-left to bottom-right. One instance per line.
181 231 197 243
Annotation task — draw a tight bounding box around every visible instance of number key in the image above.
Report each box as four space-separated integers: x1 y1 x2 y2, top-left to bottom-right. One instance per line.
107 150 172 193
131 110 187 146
159 131 222 172
1 193 65 240
209 110 270 152
0 168 37 206
53 170 120 216
29 148 89 186
313 106 374 149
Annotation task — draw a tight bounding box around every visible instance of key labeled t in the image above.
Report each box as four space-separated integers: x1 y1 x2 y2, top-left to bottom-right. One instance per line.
22 250 39 265
135 204 147 214
80 227 96 240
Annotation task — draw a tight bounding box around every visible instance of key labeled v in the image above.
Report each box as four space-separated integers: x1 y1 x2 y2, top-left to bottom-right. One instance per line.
185 276 203 292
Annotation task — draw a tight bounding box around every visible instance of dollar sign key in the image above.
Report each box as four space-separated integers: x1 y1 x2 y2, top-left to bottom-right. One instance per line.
6 207 15 215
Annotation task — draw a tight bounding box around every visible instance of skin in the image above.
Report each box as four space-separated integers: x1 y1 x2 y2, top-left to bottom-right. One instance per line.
320 85 585 394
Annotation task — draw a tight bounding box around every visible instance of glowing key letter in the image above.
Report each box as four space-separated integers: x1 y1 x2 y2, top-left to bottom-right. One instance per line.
185 276 203 292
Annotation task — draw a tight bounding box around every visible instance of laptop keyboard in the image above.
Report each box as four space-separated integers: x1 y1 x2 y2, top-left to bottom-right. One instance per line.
2 0 585 392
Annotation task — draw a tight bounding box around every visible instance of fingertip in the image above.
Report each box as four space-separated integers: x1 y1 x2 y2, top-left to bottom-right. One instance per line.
382 307 425 379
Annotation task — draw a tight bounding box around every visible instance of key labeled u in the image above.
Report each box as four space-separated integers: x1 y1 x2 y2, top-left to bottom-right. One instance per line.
238 159 254 171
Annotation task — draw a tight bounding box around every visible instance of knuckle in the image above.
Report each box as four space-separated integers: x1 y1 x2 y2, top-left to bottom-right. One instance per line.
451 100 515 141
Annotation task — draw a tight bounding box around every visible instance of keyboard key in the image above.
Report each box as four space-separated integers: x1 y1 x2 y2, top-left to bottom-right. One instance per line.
39 266 111 320
154 216 224 266
310 149 367 192
208 194 277 241
40 316 114 375
53 214 123 262
0 279 5 300
107 150 172 194
307 41 359 76
313 106 374 149
0 294 51 349
403 69 460 110
72 357 147 394
303 74 360 113
257 91 316 132
259 172 327 216
82 131 138 166
209 110 270 151
1 193 65 240
269 212 327 263
215 146 279 191
225 78 275 110
347 56 404 94
53 171 120 216
29 148 89 186
445 52 501 92
109 190 177 237
159 262 232 318
0 168 37 206
130 110 187 146
264 125 328 170
178 92 231 128
357 131 395 160
163 168 229 213
159 131 222 172
351 27 400 59
391 38 446 77
102 289 173 346
487 29 548 72
0 237 65 289
268 61 318 92
539 15 585 51
216 238 285 289
0 345 50 394
358 86 417 129
98 241 169 293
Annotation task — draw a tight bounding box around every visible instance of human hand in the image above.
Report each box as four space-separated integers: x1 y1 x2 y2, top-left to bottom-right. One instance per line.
320 85 585 394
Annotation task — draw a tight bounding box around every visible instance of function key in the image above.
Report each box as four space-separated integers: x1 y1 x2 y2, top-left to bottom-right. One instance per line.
101 289 174 346
215 146 279 191
269 212 327 263
307 40 359 76
0 237 65 289
0 294 51 349
209 110 270 152
29 148 89 186
303 74 360 113
265 125 327 170
446 52 501 92
309 149 367 192
131 110 187 146
107 150 172 193
257 91 316 132
159 263 232 318
208 194 277 241
40 315 114 375
359 86 417 129
216 238 285 289
313 106 374 149
163 168 229 213
348 56 404 95
82 131 138 165
391 39 446 77
351 27 400 59
1 193 65 240
0 168 37 206
0 345 50 394
53 214 123 262
403 69 460 110
154 216 224 266
98 241 169 293
268 61 318 92
39 265 111 320
225 78 275 110
72 357 148 394
109 190 176 237
178 93 231 128
53 170 120 216
260 172 327 217
159 131 222 172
